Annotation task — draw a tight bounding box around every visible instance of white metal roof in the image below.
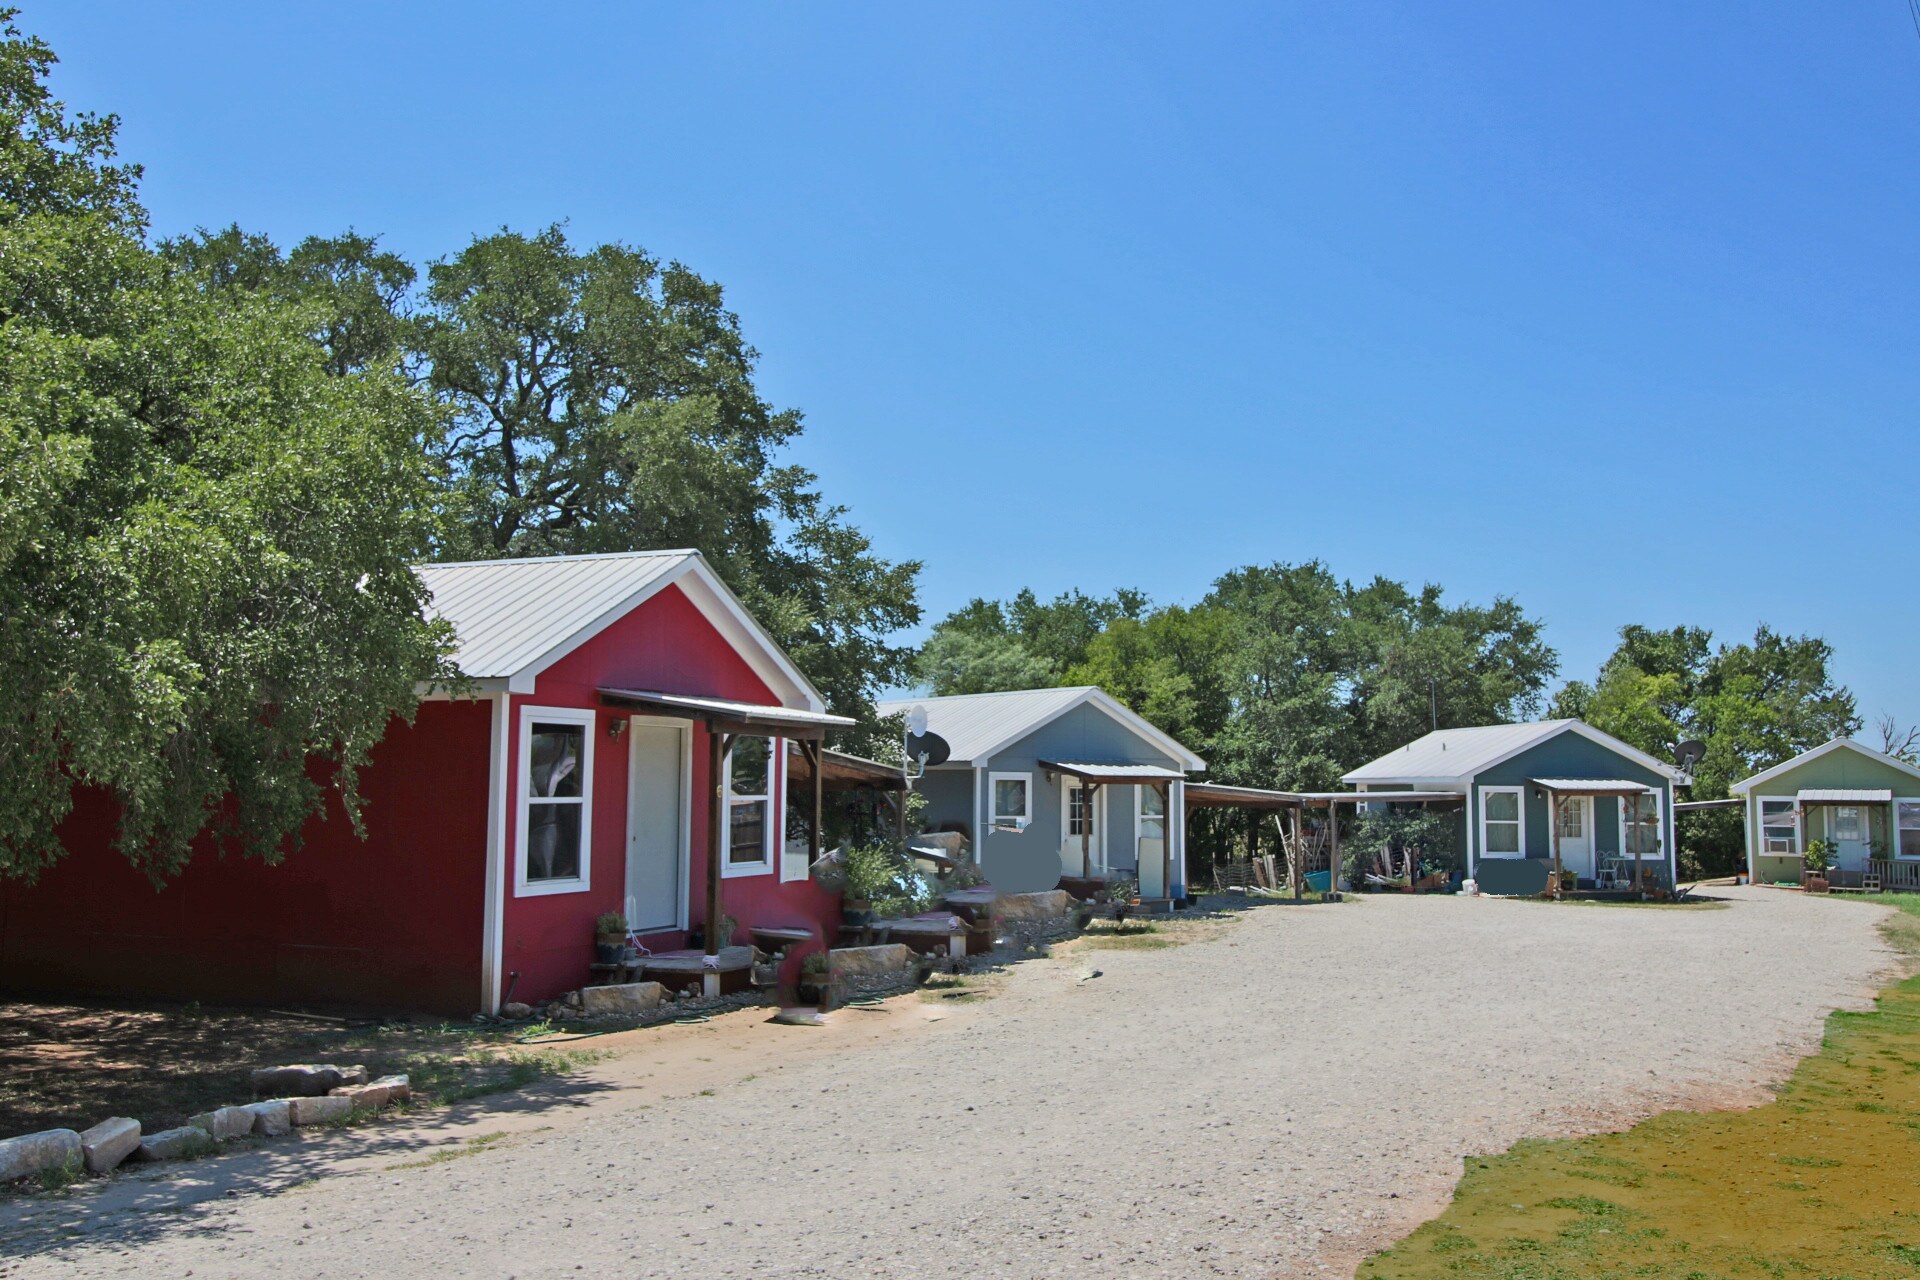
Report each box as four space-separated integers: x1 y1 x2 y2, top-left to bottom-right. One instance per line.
1532 778 1658 794
1730 738 1920 794
876 686 1206 770
415 550 823 707
1342 720 1687 786
1040 760 1188 782
1798 788 1894 804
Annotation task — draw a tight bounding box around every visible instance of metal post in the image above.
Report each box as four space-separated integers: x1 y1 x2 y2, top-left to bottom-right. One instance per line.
1159 782 1172 903
1549 788 1564 899
707 729 729 958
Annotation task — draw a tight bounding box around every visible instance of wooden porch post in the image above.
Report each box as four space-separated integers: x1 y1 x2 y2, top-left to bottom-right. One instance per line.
1548 788 1564 899
1292 803 1304 902
806 740 823 865
707 729 731 957
1159 781 1172 902
1632 791 1645 900
1080 781 1099 879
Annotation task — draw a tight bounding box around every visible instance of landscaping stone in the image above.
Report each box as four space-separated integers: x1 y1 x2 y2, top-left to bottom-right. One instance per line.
251 1064 357 1097
287 1095 352 1126
828 943 913 978
0 1129 81 1183
135 1126 216 1162
340 1064 368 1085
370 1074 411 1103
501 1001 533 1019
994 889 1075 921
242 1100 292 1138
188 1105 255 1142
579 980 666 1016
78 1117 140 1174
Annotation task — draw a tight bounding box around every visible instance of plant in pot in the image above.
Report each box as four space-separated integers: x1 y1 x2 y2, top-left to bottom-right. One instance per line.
1803 839 1834 892
1107 875 1139 922
594 911 628 965
797 952 829 1003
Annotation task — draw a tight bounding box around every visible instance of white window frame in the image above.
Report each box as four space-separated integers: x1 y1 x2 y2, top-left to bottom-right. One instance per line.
1757 795 1801 857
1617 791 1664 859
1061 777 1104 853
721 734 779 879
515 705 595 898
1477 785 1525 859
989 771 1032 831
1833 804 1864 843
1135 784 1167 870
1896 799 1920 860
779 738 814 883
1553 794 1586 840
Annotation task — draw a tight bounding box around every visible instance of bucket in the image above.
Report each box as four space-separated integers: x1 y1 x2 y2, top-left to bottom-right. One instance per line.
1304 870 1333 893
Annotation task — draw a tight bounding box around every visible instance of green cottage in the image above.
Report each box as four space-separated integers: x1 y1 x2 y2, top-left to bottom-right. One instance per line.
1730 739 1920 889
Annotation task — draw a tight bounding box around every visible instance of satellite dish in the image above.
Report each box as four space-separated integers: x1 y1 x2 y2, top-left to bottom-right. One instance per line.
1673 740 1706 772
906 705 929 736
906 730 951 769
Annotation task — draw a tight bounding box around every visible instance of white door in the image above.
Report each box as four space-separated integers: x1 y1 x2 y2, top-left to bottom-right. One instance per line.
625 721 687 933
1059 780 1102 877
1553 796 1593 878
1830 805 1872 873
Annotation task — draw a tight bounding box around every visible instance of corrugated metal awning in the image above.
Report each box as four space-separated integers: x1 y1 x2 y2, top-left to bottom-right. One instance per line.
1798 788 1894 803
599 688 855 739
1039 760 1186 784
1185 782 1305 810
1298 790 1467 805
1532 778 1657 794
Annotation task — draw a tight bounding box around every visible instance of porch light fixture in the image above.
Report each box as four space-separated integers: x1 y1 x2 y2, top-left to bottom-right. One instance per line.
607 716 628 740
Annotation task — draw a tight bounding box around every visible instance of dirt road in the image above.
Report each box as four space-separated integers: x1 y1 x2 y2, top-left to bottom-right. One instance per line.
1 888 1893 1278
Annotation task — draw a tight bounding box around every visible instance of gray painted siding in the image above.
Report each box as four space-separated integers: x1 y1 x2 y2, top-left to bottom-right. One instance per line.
1469 731 1674 878
915 768 975 837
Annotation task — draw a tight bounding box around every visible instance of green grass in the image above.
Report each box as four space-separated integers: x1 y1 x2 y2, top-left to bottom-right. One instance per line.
387 1130 514 1171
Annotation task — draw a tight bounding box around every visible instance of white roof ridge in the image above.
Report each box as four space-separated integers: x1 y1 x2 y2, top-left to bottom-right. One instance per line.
417 548 699 571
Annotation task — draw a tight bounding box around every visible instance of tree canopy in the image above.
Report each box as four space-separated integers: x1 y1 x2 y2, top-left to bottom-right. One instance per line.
0 17 456 882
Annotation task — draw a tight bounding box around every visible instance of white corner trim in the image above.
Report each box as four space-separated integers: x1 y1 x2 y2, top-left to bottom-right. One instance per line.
514 704 595 897
481 692 511 1013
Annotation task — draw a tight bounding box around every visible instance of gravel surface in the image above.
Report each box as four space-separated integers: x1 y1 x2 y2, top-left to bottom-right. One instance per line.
2 886 1896 1279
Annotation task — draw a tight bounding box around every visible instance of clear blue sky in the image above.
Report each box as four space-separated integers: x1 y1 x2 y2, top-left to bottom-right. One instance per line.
32 3 1920 724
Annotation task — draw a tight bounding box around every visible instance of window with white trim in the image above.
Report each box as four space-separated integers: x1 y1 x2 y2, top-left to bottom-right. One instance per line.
1480 787 1523 857
1898 802 1920 859
725 735 773 875
990 772 1031 829
780 739 812 882
518 707 594 895
1135 785 1166 868
1066 783 1097 839
1623 792 1661 856
1833 805 1863 842
1554 796 1584 839
1759 798 1800 855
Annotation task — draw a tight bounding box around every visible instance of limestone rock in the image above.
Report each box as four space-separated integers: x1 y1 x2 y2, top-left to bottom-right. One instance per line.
136 1126 216 1162
501 1001 533 1020
579 981 666 1017
994 889 1075 921
369 1074 411 1103
188 1105 254 1142
251 1064 353 1097
242 1100 292 1138
0 1129 81 1182
287 1095 352 1126
828 943 913 978
78 1117 140 1174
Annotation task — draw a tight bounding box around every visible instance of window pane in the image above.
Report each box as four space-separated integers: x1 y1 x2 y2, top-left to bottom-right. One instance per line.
526 803 581 880
994 778 1027 817
530 724 583 798
1835 806 1861 840
1903 829 1920 859
1485 821 1520 854
1555 799 1583 838
1139 816 1166 840
729 736 769 798
1901 802 1920 832
1485 791 1519 823
729 799 767 864
1069 786 1095 836
1140 787 1166 819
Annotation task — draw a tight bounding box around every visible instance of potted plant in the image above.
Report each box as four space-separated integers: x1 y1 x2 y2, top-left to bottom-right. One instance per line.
1107 875 1139 922
594 911 628 965
797 952 829 1004
1803 839 1834 893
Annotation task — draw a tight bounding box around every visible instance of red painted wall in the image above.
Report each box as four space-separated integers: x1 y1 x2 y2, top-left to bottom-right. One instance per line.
0 699 493 1014
500 584 840 1004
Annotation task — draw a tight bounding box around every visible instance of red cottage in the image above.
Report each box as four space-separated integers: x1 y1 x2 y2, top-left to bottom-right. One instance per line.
0 551 850 1015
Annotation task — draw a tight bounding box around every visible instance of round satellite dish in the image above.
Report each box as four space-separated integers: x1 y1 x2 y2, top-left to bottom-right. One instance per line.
1673 740 1706 772
906 705 928 736
906 730 951 768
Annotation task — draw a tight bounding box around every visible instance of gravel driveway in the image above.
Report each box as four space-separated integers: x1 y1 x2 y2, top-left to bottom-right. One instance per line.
2 886 1896 1279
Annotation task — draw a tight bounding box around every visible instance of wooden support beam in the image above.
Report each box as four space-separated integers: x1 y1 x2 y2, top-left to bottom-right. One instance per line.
1159 781 1172 902
707 730 731 957
1327 803 1340 900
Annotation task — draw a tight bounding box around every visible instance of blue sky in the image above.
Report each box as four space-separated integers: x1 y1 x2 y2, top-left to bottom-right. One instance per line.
33 3 1920 723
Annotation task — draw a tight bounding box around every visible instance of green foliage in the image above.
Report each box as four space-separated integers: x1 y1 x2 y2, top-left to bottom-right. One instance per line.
1554 623 1859 877
593 911 627 937
0 16 457 883
1345 808 1459 882
1804 839 1834 875
840 841 935 917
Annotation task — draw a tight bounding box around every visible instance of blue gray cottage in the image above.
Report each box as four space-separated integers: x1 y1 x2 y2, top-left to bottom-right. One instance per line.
876 687 1206 898
1342 720 1691 893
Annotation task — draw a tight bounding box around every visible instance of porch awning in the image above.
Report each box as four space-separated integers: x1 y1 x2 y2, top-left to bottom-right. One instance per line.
1297 790 1466 805
1039 760 1186 785
786 742 908 791
1531 778 1656 795
598 688 855 740
1185 782 1305 810
1798 788 1893 803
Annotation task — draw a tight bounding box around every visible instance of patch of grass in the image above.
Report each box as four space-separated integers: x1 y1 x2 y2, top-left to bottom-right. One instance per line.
387 1131 510 1171
1359 893 1920 1279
